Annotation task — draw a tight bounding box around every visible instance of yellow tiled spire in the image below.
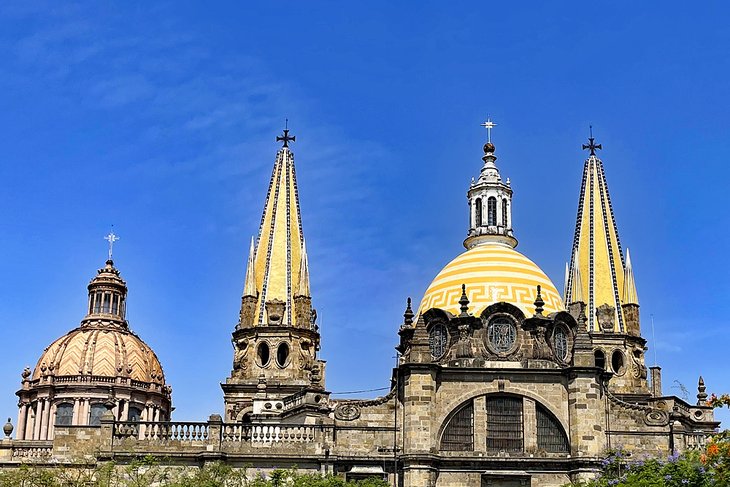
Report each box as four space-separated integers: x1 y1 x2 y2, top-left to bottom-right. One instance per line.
622 248 639 305
249 129 307 326
566 133 632 332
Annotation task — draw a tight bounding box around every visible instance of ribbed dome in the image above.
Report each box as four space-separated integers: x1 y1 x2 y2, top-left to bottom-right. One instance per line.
418 243 563 318
32 326 165 384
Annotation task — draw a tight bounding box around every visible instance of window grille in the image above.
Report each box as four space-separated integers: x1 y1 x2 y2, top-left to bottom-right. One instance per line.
487 197 497 226
553 326 568 361
475 198 483 226
55 403 73 426
487 318 516 353
502 199 508 227
440 401 474 451
429 323 448 360
486 396 523 452
536 404 569 453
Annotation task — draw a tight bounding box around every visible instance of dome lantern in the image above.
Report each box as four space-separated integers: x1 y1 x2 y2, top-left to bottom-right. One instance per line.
465 120 517 250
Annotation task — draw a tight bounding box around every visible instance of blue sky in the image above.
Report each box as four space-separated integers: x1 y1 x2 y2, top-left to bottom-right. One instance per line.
0 2 728 426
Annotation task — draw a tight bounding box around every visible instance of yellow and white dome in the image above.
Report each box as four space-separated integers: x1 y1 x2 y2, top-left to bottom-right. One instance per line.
418 243 563 318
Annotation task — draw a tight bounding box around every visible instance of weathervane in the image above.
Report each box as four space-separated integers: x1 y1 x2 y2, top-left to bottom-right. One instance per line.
582 125 602 156
104 228 119 261
276 119 296 148
480 118 497 143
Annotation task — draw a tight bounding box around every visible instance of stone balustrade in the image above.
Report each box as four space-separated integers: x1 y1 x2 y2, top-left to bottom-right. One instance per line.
10 441 52 459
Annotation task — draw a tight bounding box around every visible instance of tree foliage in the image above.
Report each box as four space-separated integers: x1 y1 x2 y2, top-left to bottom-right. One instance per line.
0 460 389 487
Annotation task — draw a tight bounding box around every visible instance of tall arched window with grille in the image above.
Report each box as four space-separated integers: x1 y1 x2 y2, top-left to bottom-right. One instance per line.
474 198 482 227
440 401 474 451
536 404 569 453
487 197 497 226
486 395 523 452
502 198 508 227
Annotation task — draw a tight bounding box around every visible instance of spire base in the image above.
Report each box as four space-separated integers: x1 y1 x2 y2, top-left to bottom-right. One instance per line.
463 233 518 250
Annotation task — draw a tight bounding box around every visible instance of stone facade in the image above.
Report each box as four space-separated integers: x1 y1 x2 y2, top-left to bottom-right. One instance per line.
0 129 719 487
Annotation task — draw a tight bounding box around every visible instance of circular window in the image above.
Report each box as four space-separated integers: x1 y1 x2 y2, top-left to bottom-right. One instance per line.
429 323 448 360
257 342 270 367
553 326 568 361
487 317 517 353
276 343 290 367
611 350 625 374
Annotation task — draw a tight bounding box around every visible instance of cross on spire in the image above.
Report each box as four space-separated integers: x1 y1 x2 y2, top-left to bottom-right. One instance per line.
104 228 119 261
582 125 602 156
276 120 296 148
480 118 497 143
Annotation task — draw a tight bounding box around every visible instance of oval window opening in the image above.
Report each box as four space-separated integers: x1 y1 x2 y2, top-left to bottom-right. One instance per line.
257 343 270 366
594 350 605 370
611 350 624 374
276 343 289 367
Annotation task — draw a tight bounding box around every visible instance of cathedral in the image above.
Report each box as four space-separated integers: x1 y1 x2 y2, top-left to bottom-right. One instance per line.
0 124 719 486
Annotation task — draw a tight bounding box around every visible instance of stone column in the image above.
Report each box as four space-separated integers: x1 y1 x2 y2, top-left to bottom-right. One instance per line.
39 399 50 440
473 396 486 452
402 367 436 453
120 400 129 422
650 367 662 397
402 465 436 487
567 373 606 457
16 404 27 440
33 401 43 440
153 407 160 422
72 399 80 425
47 403 57 439
523 397 537 453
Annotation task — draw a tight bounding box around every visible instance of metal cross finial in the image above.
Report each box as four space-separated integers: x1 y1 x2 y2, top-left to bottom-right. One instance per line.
480 118 497 143
276 122 296 148
582 125 602 156
104 228 119 260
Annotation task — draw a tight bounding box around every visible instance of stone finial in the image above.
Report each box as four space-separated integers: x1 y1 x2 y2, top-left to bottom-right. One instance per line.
21 367 31 380
697 376 708 405
459 284 470 317
3 418 13 439
534 285 545 316
403 297 414 327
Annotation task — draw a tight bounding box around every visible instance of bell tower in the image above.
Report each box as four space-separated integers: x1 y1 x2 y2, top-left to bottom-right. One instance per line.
222 127 327 422
565 129 647 395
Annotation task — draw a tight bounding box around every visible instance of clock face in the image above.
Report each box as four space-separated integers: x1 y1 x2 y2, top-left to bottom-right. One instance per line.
487 318 516 353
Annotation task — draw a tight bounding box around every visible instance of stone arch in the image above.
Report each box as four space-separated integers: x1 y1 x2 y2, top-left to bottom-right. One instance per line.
436 385 570 439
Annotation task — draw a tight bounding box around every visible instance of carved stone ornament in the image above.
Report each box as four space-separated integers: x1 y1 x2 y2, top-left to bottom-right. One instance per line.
334 403 361 421
265 299 286 325
596 304 616 332
644 409 670 426
454 323 474 359
233 338 250 372
631 349 647 379
21 367 31 380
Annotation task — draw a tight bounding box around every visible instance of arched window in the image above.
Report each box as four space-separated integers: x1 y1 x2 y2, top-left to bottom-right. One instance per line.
553 326 568 361
594 349 606 370
502 198 508 227
429 323 448 360
536 404 569 453
55 403 73 426
611 350 625 374
474 198 482 226
487 197 497 226
440 401 474 451
486 395 523 452
89 404 107 426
